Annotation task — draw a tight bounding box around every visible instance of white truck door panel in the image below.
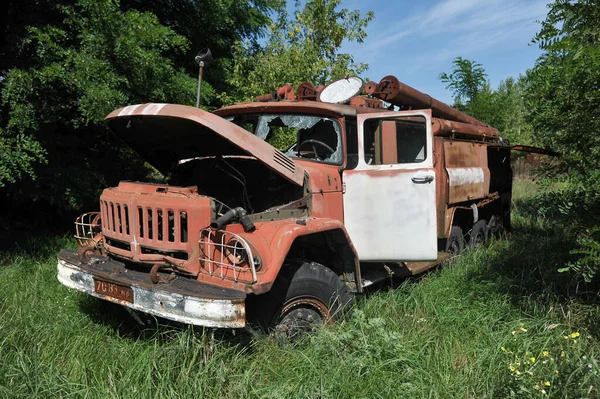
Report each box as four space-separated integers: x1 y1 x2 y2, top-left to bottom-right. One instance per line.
342 111 437 261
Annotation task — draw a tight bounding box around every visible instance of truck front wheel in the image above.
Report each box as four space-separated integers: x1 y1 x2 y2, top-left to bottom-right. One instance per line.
273 262 353 338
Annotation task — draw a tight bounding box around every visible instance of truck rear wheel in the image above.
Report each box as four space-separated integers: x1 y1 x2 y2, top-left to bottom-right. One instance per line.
470 220 489 247
273 262 353 338
445 226 465 255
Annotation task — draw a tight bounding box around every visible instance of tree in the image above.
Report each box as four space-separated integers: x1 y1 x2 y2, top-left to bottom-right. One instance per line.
0 0 199 211
439 57 487 106
438 58 533 145
491 77 531 144
0 0 281 216
525 0 600 281
526 0 600 175
118 0 283 96
224 0 374 102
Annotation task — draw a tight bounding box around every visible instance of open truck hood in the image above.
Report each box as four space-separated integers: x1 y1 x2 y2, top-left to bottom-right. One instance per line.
105 103 306 186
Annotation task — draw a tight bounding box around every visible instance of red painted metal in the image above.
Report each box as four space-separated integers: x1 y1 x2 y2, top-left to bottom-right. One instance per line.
277 85 295 101
363 81 378 95
349 96 383 109
444 141 491 204
255 85 295 102
374 75 490 127
255 92 276 102
297 82 319 101
432 118 499 139
106 104 307 186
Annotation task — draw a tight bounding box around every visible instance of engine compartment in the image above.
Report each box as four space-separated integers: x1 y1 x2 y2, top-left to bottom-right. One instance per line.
170 156 304 214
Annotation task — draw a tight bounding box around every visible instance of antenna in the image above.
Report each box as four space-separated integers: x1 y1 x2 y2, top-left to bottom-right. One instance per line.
195 48 213 108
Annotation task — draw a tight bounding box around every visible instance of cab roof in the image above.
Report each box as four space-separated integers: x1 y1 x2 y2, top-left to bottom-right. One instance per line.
214 101 386 118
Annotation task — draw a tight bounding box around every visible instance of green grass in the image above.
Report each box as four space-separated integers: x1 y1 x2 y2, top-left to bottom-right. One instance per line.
1 179 600 398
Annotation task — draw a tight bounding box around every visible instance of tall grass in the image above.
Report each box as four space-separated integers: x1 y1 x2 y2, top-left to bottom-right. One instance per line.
1 180 599 398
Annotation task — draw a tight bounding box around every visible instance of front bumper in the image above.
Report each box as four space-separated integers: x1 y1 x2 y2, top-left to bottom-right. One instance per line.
57 249 246 328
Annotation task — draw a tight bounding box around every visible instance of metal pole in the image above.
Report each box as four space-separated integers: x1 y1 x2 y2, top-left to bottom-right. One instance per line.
196 61 205 108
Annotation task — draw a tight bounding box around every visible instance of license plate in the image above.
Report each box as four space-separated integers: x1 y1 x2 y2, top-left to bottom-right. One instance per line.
93 278 133 303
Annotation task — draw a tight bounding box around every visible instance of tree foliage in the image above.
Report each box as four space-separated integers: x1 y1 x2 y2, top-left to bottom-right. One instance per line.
0 0 201 211
224 0 374 102
439 57 487 106
118 0 283 94
0 0 281 215
526 0 600 175
524 0 600 281
439 57 532 145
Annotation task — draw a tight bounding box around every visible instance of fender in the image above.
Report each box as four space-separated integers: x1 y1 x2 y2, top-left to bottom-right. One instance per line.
250 218 362 294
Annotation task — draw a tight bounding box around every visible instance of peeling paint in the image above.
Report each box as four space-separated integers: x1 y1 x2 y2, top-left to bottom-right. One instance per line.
141 103 167 115
117 104 142 116
447 167 485 186
57 259 245 328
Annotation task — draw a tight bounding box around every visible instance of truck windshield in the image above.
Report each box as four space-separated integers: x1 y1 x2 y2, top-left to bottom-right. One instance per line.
225 114 343 164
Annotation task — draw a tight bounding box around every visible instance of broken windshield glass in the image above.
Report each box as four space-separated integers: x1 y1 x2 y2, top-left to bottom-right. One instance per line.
226 113 343 164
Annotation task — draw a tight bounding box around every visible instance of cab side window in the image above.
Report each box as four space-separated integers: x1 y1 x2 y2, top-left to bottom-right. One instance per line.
363 117 427 165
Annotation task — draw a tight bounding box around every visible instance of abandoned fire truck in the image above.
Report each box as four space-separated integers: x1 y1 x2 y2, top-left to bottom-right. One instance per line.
57 75 515 333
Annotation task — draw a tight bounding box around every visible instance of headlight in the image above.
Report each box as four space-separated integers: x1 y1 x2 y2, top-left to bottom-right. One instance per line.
224 238 249 266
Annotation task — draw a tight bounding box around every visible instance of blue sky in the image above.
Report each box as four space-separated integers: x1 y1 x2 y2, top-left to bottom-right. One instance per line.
335 0 550 104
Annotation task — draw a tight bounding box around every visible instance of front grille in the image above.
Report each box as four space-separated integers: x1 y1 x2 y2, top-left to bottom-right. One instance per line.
101 200 131 239
98 185 212 276
101 200 189 245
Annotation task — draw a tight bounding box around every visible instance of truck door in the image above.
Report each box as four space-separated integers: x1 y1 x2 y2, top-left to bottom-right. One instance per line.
342 110 437 261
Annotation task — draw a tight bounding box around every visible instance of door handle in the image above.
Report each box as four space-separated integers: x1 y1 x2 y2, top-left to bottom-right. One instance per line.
411 175 434 183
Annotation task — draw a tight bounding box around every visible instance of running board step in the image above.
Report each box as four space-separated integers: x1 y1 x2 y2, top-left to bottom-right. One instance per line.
360 252 451 288
404 252 451 274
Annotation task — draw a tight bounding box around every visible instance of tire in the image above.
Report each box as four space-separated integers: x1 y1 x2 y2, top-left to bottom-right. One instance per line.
488 214 505 240
272 261 353 338
445 226 465 255
469 220 489 248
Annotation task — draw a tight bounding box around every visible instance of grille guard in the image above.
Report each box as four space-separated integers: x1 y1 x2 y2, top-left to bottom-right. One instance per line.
74 212 102 246
199 228 258 283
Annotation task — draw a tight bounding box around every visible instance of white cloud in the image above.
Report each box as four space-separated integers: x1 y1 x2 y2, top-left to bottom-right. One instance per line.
363 0 547 54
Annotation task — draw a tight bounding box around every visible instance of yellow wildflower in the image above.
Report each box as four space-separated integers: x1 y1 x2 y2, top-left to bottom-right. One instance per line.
501 346 506 352
530 357 536 363
509 365 516 372
544 381 551 387
543 351 549 357
570 332 580 339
